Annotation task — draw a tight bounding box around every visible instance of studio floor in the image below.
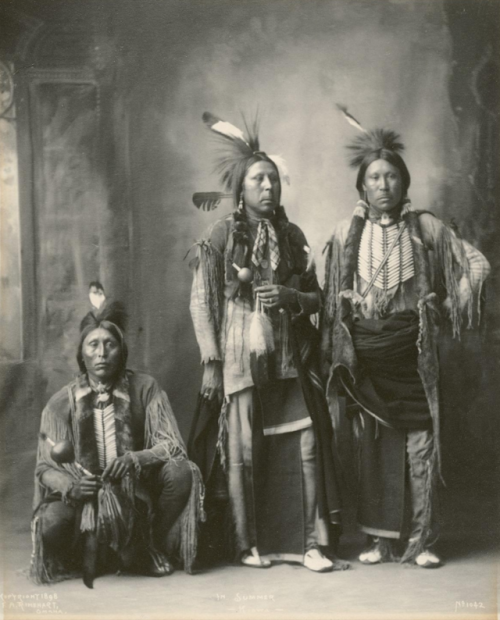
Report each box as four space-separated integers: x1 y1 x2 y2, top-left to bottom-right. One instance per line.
1 477 498 620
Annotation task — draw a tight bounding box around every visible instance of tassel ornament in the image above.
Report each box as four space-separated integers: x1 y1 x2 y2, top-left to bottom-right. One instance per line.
249 294 275 387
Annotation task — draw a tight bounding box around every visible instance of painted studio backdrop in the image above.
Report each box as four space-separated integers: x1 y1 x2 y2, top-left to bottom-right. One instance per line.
0 0 498 546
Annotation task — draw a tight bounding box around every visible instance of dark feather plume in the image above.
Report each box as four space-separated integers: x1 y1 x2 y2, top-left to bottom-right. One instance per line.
347 128 405 168
192 192 231 211
202 111 259 191
79 300 128 333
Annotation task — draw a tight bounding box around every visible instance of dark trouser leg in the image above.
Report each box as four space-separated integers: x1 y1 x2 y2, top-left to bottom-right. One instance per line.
41 501 77 559
153 460 193 552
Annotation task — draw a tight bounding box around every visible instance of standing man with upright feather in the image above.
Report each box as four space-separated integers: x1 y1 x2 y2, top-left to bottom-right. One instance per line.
322 111 490 568
188 112 345 572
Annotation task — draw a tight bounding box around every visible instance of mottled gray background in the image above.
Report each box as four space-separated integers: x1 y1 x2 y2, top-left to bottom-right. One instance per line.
0 0 498 562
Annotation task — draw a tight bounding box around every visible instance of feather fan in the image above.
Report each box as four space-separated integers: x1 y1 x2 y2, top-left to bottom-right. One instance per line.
192 192 231 211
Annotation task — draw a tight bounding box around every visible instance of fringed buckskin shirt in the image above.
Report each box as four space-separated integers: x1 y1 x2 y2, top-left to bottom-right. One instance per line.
190 213 319 397
326 209 489 326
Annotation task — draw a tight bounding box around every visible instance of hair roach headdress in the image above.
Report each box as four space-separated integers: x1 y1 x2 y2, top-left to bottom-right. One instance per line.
336 104 405 166
336 104 410 195
192 111 290 211
346 128 405 168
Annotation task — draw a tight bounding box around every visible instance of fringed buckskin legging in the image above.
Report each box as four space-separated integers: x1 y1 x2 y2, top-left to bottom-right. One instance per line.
227 386 318 555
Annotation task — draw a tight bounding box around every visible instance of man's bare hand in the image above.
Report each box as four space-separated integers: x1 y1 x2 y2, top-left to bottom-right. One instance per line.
201 360 223 402
68 475 101 501
255 285 297 309
102 454 134 481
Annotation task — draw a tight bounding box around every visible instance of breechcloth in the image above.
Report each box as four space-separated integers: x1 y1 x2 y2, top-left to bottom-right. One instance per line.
345 311 431 429
40 460 193 564
227 384 323 561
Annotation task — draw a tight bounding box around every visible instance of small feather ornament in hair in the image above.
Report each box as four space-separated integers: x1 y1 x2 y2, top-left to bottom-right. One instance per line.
80 282 128 333
346 128 405 168
89 281 106 311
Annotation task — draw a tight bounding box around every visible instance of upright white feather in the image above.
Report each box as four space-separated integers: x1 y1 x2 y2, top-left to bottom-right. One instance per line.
210 120 248 145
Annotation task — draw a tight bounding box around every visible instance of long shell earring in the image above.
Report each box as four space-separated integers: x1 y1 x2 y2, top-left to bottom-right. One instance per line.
238 194 244 213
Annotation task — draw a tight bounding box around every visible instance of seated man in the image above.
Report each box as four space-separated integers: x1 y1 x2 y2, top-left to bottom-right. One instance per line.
30 297 203 587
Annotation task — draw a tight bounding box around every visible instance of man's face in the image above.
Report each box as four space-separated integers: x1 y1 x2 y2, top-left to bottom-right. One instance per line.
82 327 121 383
242 161 280 219
363 159 403 212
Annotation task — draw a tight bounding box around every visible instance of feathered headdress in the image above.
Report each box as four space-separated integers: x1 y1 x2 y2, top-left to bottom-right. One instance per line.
192 112 290 211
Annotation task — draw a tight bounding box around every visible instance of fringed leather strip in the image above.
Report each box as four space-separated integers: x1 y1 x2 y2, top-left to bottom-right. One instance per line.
401 458 438 564
143 391 188 462
404 212 432 299
434 224 472 338
216 400 229 473
416 295 443 481
323 234 343 326
165 461 205 573
29 508 75 585
96 483 127 552
180 462 205 573
194 240 225 335
29 515 51 585
403 214 444 480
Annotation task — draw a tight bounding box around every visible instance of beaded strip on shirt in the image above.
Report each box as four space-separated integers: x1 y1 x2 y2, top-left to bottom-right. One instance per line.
358 219 414 291
92 386 118 468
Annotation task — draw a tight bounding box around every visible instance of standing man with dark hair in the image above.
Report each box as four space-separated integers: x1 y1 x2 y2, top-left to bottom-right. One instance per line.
322 123 490 568
188 113 345 572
